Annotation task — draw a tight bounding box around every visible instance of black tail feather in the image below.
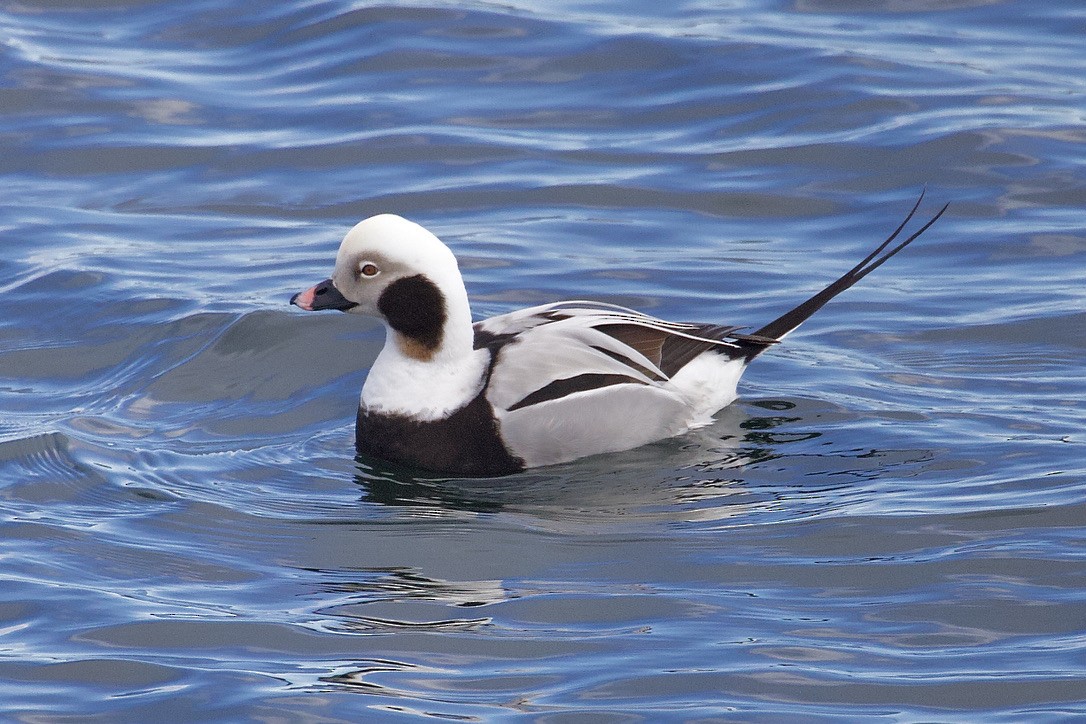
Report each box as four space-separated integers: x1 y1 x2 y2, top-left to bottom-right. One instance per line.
741 192 948 358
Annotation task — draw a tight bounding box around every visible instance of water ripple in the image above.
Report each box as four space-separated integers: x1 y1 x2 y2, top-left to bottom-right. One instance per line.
1 0 1084 719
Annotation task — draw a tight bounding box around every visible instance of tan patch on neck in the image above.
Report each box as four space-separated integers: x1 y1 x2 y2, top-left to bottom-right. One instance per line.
396 333 438 362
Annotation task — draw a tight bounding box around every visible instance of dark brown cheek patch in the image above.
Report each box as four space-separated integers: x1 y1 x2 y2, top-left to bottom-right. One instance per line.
377 274 447 353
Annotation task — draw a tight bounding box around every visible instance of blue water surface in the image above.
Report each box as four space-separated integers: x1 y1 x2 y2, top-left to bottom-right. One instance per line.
1 0 1084 720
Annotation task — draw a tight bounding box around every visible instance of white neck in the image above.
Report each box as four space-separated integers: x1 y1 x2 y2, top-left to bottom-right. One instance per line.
361 278 487 421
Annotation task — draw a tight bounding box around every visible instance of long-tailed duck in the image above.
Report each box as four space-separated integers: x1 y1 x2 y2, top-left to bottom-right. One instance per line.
291 194 946 476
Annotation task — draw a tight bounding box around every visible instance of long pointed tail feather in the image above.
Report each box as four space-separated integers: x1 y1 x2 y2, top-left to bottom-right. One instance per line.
740 192 948 358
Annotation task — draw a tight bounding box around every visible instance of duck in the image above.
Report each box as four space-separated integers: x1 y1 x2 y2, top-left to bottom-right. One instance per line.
291 194 947 476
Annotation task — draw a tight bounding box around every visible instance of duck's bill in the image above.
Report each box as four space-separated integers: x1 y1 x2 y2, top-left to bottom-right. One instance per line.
290 279 358 312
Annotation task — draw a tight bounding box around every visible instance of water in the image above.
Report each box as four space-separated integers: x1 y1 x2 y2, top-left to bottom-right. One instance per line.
1 0 1084 720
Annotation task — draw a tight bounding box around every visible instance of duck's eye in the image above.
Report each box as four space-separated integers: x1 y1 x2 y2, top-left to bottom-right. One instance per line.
359 263 379 278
